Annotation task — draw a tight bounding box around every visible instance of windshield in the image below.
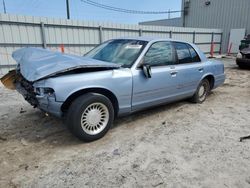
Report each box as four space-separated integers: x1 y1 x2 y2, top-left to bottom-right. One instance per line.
85 39 148 67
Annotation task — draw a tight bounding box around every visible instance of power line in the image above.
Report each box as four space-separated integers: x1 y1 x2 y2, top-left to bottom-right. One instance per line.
81 0 183 14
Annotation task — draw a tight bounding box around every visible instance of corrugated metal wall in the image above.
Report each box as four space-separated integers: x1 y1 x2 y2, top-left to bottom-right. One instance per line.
182 0 250 53
0 13 222 74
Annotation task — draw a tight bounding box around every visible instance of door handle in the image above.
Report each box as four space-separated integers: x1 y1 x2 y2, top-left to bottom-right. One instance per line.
198 68 204 72
170 71 178 77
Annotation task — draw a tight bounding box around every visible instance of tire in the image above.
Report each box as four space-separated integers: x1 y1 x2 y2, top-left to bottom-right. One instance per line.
190 79 210 103
66 93 114 142
238 64 249 69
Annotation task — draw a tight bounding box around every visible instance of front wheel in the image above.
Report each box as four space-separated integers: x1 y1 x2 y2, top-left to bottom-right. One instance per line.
66 93 114 142
190 79 210 103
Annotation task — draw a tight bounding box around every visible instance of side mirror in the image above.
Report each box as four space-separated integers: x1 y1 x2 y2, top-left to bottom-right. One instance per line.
142 64 152 78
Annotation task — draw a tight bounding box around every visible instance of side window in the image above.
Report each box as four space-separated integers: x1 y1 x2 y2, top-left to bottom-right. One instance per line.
187 44 201 62
173 42 192 64
144 41 176 66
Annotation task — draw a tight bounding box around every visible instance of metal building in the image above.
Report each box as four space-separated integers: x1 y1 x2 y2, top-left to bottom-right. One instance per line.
140 0 250 53
139 17 182 27
182 0 250 53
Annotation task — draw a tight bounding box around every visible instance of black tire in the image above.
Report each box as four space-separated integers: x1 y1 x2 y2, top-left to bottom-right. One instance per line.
238 64 250 69
190 79 210 103
66 93 114 142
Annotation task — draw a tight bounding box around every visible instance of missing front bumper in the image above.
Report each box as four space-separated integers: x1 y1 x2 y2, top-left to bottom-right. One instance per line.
1 70 63 117
1 70 38 107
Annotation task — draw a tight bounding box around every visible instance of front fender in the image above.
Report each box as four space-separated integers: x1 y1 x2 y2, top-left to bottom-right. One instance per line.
38 69 133 115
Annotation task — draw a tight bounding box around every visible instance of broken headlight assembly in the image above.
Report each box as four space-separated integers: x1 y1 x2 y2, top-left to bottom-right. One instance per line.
34 87 55 97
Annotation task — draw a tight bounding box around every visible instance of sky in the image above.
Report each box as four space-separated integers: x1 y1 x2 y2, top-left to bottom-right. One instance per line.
0 0 182 24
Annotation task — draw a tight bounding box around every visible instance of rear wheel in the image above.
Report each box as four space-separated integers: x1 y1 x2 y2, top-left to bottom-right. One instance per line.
191 79 210 103
66 93 114 142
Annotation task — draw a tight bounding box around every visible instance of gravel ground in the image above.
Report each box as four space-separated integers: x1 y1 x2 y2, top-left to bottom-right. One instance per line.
0 58 250 188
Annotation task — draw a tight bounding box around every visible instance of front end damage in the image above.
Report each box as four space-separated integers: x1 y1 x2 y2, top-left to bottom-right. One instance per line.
15 72 38 107
1 70 63 117
1 47 121 117
1 70 37 106
1 70 38 107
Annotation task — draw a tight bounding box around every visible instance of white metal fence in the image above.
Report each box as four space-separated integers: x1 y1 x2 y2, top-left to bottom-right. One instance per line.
0 13 223 74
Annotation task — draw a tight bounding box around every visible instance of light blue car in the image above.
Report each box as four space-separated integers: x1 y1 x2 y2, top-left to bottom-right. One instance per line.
2 37 225 141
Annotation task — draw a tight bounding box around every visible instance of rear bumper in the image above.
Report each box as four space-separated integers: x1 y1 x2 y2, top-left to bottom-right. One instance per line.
213 74 226 89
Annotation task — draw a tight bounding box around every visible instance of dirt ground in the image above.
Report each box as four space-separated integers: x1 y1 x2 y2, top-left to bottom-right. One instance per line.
0 58 250 188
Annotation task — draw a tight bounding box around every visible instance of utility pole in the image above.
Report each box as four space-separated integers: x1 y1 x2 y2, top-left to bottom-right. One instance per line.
66 0 70 19
2 0 6 14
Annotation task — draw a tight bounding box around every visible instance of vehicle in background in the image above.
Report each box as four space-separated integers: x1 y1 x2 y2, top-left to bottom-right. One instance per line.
236 34 250 69
1 37 225 142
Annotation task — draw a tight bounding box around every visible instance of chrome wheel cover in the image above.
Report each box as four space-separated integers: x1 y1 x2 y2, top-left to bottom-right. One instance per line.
198 83 208 101
81 102 109 135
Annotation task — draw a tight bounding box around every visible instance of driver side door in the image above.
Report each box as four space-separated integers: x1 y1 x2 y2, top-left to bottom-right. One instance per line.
131 41 179 111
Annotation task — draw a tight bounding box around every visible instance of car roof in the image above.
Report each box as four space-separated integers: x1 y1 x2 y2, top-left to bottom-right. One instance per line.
116 36 189 44
113 36 207 61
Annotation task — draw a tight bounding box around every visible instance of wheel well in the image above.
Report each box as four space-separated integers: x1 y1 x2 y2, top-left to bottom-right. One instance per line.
61 88 119 117
204 75 215 89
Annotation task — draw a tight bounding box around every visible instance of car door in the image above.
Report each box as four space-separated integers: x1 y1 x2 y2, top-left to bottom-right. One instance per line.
131 41 179 111
172 42 204 96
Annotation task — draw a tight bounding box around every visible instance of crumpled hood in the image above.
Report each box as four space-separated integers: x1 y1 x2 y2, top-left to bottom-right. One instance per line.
12 47 120 82
240 47 250 55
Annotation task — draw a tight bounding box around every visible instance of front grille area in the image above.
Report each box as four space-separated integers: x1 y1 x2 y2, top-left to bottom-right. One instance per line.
15 72 38 107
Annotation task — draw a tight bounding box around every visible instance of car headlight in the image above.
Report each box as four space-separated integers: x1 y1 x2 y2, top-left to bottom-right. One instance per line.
35 87 55 96
236 52 242 58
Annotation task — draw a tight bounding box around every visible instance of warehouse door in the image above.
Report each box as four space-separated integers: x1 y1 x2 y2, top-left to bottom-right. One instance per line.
228 28 246 54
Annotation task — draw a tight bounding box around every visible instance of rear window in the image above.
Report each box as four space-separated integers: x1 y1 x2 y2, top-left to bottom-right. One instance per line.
173 42 201 64
187 44 201 62
173 42 192 64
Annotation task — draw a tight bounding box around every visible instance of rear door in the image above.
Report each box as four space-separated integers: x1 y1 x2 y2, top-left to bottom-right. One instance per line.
172 42 204 96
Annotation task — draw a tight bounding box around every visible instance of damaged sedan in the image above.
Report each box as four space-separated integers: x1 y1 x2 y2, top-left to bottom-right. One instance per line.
1 37 225 141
